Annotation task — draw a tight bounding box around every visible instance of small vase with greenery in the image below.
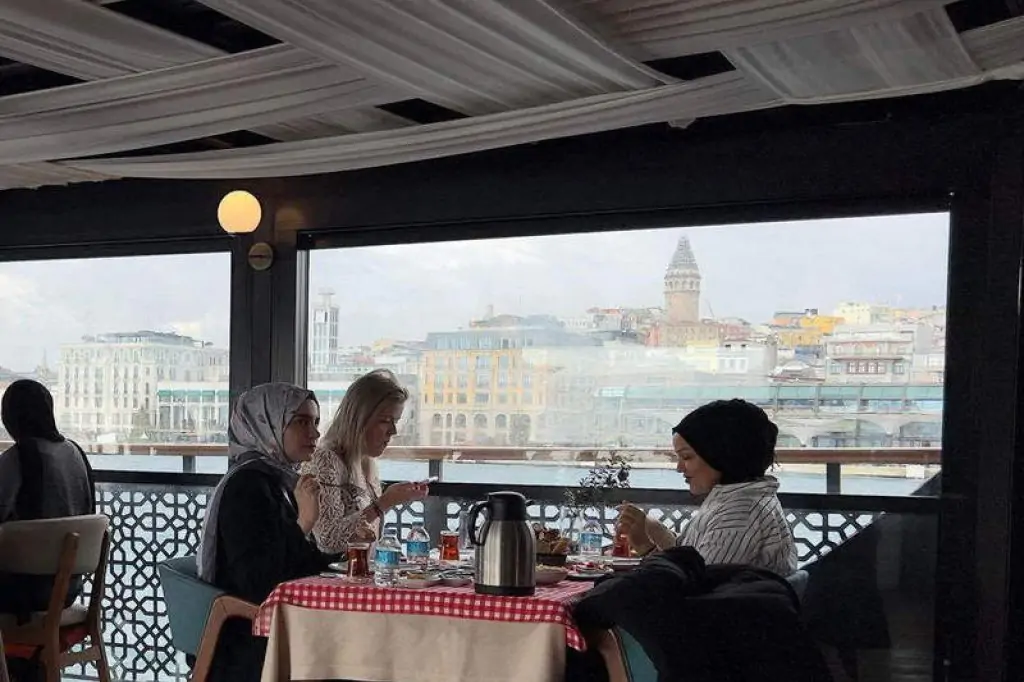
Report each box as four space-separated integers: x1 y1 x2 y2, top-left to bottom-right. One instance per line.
561 451 632 546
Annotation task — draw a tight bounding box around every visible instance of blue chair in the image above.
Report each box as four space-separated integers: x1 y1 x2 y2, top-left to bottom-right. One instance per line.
591 627 657 682
157 556 257 682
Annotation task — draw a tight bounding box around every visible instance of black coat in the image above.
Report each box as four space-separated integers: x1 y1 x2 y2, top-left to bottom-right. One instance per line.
572 547 832 682
208 466 338 682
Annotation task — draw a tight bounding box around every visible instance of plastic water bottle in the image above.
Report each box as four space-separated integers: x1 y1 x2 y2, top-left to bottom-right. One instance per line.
406 522 431 568
457 509 471 550
579 517 604 557
374 526 401 587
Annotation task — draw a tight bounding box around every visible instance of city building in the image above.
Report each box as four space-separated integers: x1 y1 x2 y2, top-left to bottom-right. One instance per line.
309 289 340 374
54 331 228 443
418 314 599 446
824 322 944 384
537 341 779 445
585 382 942 448
650 236 720 347
154 380 356 443
771 309 841 352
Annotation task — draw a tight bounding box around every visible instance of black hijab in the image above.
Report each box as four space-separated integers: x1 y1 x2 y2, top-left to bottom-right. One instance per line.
672 399 779 485
1 379 95 519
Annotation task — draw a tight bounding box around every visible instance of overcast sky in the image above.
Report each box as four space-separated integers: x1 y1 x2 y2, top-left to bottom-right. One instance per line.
0 213 948 371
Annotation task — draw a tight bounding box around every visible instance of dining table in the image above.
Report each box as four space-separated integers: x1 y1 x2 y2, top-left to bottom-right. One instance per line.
255 575 594 682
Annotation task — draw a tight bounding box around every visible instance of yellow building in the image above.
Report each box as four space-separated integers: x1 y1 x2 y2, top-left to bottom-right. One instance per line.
418 316 599 446
772 311 841 349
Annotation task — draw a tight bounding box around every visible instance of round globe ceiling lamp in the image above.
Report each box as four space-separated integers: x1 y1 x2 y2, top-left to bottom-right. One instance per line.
217 190 262 234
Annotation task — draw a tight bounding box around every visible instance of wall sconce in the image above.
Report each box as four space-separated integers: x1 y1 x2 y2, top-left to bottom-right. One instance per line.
217 190 262 234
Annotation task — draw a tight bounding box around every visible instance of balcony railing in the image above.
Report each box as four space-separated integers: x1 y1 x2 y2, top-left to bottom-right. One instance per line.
58 447 940 681
52 443 941 494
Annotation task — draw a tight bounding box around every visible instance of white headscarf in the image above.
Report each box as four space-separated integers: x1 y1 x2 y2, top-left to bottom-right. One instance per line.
198 383 316 583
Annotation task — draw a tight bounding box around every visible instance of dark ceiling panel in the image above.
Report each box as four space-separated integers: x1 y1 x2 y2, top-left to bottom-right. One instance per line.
106 0 279 53
83 129 278 159
645 52 736 81
378 99 469 124
0 59 81 97
946 0 1021 32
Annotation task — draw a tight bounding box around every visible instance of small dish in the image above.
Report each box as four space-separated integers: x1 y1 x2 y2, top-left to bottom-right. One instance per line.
441 575 472 587
397 574 442 589
536 566 568 585
327 561 349 573
567 569 612 581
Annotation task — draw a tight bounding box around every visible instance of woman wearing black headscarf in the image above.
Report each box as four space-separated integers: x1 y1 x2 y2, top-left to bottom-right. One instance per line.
0 379 96 613
618 399 797 576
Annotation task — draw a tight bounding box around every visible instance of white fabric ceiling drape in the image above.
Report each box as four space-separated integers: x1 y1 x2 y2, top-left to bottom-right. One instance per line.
0 0 220 79
960 14 1024 79
0 45 401 164
563 0 951 60
58 15 1024 181
61 73 778 178
726 8 981 102
0 1 1019 188
197 0 669 114
0 0 411 138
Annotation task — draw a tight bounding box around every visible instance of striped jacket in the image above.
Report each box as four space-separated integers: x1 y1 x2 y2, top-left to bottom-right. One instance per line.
677 477 797 576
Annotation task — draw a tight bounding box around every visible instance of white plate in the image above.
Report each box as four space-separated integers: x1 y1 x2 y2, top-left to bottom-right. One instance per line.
611 558 642 571
397 575 442 589
327 561 348 573
567 569 612 581
441 576 472 587
535 567 568 585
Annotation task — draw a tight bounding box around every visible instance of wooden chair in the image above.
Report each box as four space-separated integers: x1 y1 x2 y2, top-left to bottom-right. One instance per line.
0 514 111 682
158 555 258 682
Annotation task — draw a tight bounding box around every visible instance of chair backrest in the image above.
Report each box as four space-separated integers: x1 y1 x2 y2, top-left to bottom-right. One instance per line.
158 555 227 657
0 514 109 574
786 569 810 604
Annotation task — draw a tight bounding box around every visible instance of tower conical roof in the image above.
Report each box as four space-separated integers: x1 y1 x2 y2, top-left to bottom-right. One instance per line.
666 235 699 274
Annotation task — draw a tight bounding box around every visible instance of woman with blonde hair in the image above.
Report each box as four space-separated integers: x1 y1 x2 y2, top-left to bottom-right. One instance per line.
303 369 429 553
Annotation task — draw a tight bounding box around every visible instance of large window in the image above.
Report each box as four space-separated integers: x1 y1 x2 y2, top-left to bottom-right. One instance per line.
308 213 948 495
0 252 230 472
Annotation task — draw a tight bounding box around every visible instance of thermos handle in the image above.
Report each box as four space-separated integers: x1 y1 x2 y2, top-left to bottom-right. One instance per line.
467 501 488 546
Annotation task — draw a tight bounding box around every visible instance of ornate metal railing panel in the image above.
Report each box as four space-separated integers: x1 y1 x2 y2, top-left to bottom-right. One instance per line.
66 479 886 681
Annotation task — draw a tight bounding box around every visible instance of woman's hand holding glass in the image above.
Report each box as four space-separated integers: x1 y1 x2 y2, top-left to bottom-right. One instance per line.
617 503 654 554
617 503 677 554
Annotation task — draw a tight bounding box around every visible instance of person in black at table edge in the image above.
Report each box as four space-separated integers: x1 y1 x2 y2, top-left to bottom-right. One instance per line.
1 379 96 682
197 383 339 682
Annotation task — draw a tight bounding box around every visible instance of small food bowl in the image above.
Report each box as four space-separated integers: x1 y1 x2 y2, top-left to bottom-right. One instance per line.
535 566 569 586
536 552 568 567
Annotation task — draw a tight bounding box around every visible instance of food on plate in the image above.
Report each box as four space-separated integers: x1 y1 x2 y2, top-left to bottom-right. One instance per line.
534 527 571 555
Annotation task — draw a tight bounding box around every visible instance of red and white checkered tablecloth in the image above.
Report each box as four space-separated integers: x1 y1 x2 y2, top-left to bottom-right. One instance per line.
254 577 592 650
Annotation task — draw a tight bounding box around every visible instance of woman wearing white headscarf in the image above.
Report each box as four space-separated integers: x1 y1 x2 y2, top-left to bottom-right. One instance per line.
198 383 337 682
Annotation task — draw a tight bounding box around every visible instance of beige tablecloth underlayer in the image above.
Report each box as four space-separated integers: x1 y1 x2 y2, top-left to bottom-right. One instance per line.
261 603 568 682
